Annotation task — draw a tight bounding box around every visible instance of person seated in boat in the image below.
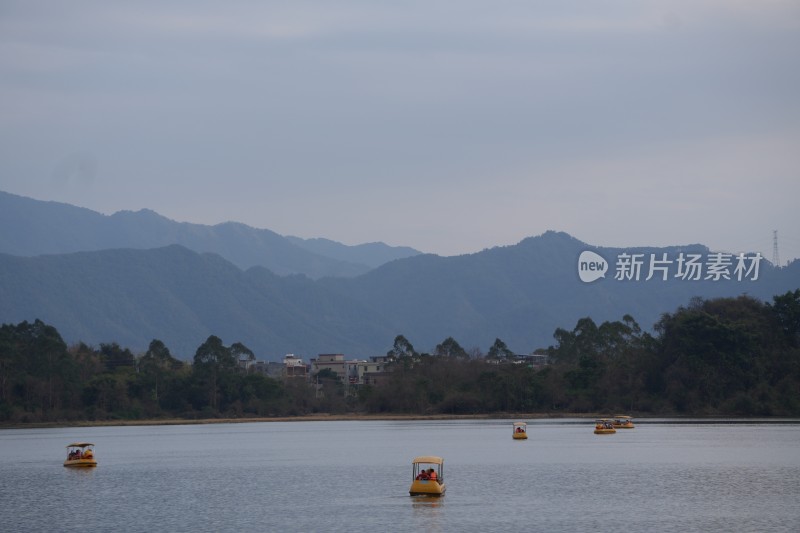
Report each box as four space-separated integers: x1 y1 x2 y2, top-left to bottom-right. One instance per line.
428 468 438 482
416 470 429 481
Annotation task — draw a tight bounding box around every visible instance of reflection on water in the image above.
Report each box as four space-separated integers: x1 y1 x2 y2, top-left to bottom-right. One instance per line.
410 495 444 508
1 419 799 532
411 495 444 533
63 467 96 478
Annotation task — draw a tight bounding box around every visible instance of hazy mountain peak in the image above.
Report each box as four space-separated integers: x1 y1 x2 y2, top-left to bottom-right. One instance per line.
0 190 417 278
285 235 422 269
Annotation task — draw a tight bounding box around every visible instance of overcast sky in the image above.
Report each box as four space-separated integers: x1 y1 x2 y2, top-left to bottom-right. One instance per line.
1 1 798 262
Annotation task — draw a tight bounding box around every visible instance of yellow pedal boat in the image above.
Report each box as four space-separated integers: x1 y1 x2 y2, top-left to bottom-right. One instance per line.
64 442 97 467
409 456 446 496
612 415 635 429
512 422 528 439
594 419 616 435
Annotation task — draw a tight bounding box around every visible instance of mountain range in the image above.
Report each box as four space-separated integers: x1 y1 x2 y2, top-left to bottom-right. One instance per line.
0 191 420 278
1 190 798 360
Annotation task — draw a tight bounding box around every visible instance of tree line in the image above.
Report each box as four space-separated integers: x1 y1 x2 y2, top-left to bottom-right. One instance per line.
1 290 798 423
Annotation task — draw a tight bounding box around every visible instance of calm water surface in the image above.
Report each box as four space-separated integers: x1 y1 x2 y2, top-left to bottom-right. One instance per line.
1 419 799 532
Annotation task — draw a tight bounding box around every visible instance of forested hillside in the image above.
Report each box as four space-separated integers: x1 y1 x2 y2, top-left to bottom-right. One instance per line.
2 291 798 423
0 245 393 358
1 231 798 359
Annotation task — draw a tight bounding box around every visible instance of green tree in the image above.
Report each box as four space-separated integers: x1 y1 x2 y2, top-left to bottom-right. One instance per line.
100 343 136 372
769 289 800 347
488 338 514 359
654 296 769 413
233 373 284 416
193 335 237 411
0 319 77 419
139 339 180 408
231 342 255 366
547 317 600 365
69 342 105 384
313 368 348 413
82 373 134 419
388 334 417 359
434 337 468 358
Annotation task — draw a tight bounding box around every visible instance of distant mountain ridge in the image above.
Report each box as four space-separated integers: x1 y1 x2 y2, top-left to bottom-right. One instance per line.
285 236 422 269
0 190 422 278
320 231 797 354
0 245 394 357
1 230 797 360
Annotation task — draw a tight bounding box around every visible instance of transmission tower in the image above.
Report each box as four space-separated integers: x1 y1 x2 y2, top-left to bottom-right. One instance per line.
772 230 780 268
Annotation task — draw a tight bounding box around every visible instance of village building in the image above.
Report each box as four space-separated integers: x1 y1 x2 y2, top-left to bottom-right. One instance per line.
247 354 308 380
282 354 308 379
356 355 392 386
309 353 347 382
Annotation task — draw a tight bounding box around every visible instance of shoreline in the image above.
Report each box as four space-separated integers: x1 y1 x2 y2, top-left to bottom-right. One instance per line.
3 412 799 430
1 413 549 429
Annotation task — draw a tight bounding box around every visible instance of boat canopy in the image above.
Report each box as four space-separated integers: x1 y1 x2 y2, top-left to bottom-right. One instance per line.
513 422 527 427
412 456 444 465
66 442 94 448
614 415 632 419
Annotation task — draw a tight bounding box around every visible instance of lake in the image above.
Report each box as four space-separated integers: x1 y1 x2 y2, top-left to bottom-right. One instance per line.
1 418 799 532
